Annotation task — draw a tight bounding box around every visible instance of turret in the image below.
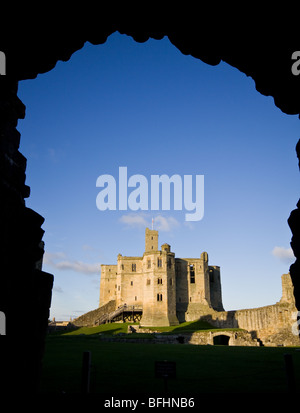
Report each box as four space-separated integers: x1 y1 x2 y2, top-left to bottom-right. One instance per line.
145 227 158 252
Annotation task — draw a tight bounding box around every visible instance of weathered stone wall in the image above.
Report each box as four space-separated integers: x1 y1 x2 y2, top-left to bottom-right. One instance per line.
199 274 300 346
99 265 117 305
209 266 224 311
100 329 259 346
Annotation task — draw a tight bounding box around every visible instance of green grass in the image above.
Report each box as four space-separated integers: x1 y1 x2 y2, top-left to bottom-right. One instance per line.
40 333 300 395
62 322 134 336
61 320 233 337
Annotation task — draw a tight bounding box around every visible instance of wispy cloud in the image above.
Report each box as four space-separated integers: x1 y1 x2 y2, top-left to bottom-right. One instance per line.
119 213 180 232
53 285 63 293
119 213 148 228
154 215 180 232
272 246 295 264
47 147 59 163
43 251 100 275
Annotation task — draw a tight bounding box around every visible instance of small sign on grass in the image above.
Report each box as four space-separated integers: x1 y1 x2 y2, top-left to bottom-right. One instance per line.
155 360 177 390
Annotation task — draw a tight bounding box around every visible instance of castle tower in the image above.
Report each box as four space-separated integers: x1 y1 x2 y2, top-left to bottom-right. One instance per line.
140 228 179 327
145 227 158 252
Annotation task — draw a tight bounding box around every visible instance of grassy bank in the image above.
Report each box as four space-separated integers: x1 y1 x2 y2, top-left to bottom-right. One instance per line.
61 320 238 337
40 331 300 394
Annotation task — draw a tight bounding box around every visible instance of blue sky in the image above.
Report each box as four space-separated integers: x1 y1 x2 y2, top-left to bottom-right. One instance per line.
17 33 299 320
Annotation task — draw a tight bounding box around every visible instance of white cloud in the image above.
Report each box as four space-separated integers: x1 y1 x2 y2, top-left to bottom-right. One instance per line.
119 213 180 232
272 246 295 263
43 251 67 264
43 251 100 275
154 215 180 232
53 285 63 293
55 260 100 274
119 213 148 228
82 244 95 251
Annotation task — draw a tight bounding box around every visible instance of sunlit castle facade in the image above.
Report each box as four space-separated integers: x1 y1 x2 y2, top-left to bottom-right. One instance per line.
99 227 224 326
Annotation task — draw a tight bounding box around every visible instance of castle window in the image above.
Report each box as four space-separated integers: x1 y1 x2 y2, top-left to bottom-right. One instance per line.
147 260 151 268
132 263 136 272
135 296 137 301
121 264 124 270
146 279 151 285
170 278 173 286
157 258 162 268
157 293 163 302
190 265 195 283
157 278 163 285
131 281 133 286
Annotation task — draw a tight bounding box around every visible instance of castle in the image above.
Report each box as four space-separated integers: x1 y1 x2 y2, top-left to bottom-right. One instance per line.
99 227 224 327
74 227 299 346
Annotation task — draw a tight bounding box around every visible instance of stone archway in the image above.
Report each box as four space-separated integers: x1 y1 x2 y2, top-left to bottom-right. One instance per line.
213 334 230 346
1 11 299 394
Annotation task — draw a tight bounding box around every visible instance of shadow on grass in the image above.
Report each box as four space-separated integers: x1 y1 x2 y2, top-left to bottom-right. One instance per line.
169 319 216 333
60 323 138 337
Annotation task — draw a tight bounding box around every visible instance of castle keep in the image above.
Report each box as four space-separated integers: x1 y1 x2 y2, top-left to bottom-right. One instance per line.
74 228 299 346
99 227 223 326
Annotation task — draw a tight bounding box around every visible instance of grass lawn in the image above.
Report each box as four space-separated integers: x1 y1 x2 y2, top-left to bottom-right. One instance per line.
40 324 300 395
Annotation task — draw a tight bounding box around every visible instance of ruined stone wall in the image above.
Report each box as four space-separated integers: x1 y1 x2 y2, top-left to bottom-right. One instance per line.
200 274 300 346
175 253 224 319
205 303 297 345
209 266 224 311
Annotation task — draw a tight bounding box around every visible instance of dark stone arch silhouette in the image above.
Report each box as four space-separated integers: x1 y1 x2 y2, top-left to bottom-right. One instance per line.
0 10 299 395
